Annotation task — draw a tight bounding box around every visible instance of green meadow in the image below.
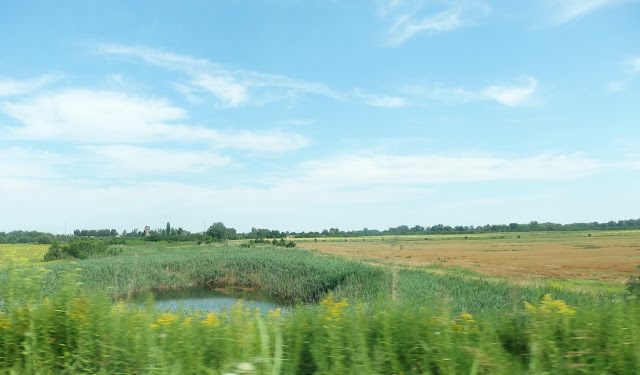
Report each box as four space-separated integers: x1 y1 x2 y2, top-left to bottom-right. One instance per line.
0 242 639 374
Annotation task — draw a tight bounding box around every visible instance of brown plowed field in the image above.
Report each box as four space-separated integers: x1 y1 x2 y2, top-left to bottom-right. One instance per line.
296 231 640 282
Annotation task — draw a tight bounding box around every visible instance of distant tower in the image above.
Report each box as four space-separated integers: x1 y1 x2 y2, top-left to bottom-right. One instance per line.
144 226 150 236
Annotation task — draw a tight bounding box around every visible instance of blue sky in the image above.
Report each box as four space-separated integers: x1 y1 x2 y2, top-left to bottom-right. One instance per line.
1 0 639 234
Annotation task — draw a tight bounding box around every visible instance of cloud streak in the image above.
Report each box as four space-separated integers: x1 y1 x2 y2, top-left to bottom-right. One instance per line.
98 43 340 107
380 1 490 46
1 89 310 152
547 0 618 24
0 75 59 98
85 145 231 174
419 76 538 106
296 152 602 188
482 76 538 106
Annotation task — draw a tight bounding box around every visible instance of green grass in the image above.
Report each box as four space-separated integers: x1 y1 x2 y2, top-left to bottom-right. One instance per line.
0 243 639 374
32 244 386 303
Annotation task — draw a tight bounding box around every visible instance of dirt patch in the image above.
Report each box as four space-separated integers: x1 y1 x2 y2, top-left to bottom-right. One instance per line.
298 234 640 282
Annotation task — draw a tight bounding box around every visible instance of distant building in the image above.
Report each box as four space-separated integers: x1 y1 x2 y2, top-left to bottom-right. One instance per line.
144 226 150 237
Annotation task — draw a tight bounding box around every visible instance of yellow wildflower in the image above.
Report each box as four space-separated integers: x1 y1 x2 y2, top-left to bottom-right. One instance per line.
156 313 178 326
201 312 221 327
319 293 349 324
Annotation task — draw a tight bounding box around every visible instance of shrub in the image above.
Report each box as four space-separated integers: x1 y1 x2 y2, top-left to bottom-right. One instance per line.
43 242 71 261
42 239 110 261
627 265 640 298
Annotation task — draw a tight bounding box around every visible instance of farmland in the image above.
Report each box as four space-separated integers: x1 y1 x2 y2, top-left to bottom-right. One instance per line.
294 230 640 282
1 235 639 373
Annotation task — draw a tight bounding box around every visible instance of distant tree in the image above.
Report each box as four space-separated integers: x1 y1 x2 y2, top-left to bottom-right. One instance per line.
207 222 229 243
166 222 171 236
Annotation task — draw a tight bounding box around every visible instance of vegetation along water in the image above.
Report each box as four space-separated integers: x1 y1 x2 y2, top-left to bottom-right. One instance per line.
0 238 639 374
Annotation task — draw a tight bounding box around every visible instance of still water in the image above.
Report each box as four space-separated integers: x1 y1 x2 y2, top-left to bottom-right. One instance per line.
128 286 289 313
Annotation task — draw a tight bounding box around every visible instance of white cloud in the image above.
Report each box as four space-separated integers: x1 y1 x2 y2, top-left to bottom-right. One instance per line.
482 76 538 106
626 57 640 73
367 95 408 108
85 145 231 174
354 89 408 108
2 89 185 141
388 9 462 45
297 152 602 188
1 89 310 152
417 76 538 106
607 57 640 92
0 147 67 178
98 43 339 106
380 1 490 46
190 74 248 107
548 0 618 23
277 119 315 126
0 75 58 97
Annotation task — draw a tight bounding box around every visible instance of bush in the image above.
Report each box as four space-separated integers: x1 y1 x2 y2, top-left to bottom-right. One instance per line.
43 242 71 261
627 265 640 298
42 239 110 261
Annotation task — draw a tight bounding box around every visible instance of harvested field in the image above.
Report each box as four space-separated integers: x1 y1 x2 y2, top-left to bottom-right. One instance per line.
296 231 640 281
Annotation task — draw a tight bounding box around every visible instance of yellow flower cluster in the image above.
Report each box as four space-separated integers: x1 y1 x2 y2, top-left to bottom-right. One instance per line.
319 294 349 325
151 312 178 328
201 312 221 327
268 308 281 318
524 294 576 316
111 301 127 316
451 312 476 334
0 244 49 264
69 297 90 325
0 311 10 330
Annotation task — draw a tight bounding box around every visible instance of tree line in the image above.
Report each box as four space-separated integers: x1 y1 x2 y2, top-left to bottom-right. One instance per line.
288 219 640 238
2 218 639 244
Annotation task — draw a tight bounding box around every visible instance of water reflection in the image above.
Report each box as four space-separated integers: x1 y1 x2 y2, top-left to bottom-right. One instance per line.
128 286 288 313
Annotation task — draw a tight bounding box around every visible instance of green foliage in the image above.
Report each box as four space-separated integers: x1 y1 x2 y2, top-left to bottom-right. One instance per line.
34 245 384 302
42 239 121 261
0 262 639 374
207 222 229 242
627 265 640 298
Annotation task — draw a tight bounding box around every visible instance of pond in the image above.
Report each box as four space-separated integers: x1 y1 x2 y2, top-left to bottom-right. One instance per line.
126 286 291 313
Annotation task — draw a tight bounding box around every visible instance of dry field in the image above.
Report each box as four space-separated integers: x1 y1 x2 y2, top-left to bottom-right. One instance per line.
296 231 640 282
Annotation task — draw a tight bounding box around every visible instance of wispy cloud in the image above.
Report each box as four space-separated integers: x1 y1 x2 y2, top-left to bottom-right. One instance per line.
607 56 640 92
547 0 618 24
379 1 490 46
0 147 67 179
354 89 408 108
388 8 462 45
296 152 602 188
98 43 340 107
0 89 310 152
85 145 231 174
482 76 538 106
627 56 640 72
0 75 59 98
416 76 538 106
189 74 248 107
